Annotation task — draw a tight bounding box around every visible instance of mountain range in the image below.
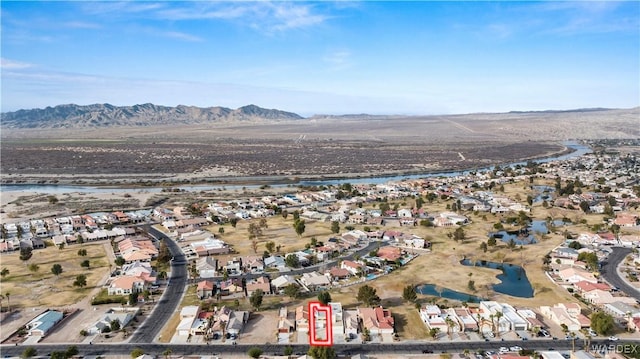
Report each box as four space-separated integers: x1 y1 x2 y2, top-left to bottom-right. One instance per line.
0 103 304 129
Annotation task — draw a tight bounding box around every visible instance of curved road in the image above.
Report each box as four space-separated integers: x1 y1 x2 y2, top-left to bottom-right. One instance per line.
129 226 188 343
2 338 637 357
599 247 639 301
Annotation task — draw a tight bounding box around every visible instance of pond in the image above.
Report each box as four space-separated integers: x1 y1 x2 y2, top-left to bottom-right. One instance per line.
531 185 555 203
415 284 484 303
489 220 565 245
460 259 534 298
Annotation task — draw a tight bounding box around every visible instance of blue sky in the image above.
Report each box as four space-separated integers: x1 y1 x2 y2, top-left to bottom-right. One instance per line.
1 1 638 116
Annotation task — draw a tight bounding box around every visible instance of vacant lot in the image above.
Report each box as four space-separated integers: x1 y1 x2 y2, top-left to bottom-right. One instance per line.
0 242 111 309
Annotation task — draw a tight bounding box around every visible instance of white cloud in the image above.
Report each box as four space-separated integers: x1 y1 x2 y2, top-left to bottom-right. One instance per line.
323 50 352 71
154 2 329 33
0 58 34 70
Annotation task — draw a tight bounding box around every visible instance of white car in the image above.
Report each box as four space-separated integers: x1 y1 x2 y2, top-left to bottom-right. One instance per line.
499 347 509 354
510 346 523 352
608 336 619 341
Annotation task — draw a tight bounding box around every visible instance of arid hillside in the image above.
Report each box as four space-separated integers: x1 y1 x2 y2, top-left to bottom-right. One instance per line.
1 107 637 185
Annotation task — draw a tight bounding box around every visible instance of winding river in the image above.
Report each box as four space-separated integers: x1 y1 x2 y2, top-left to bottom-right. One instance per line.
1 142 591 194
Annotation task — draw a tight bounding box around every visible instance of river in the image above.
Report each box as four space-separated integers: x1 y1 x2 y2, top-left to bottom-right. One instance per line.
0 141 591 194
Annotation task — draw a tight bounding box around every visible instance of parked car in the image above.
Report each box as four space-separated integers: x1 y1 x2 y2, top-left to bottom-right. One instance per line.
499 347 509 354
608 336 619 341
510 346 523 352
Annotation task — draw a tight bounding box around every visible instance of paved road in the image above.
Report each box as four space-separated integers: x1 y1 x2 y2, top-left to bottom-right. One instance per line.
599 247 639 301
1 338 636 357
129 226 188 343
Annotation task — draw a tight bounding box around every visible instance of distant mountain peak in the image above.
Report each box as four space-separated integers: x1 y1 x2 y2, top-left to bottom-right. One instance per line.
0 103 304 129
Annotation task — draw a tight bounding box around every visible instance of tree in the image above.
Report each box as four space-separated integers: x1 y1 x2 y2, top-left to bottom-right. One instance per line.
402 285 417 303
5 292 10 312
308 346 336 359
115 256 125 266
48 195 59 204
429 327 440 339
357 285 380 306
77 248 87 256
285 254 299 268
577 252 599 271
579 201 590 213
487 237 497 246
445 316 456 339
0 268 9 279
284 284 300 299
20 347 37 358
452 227 466 242
218 227 225 235
28 263 39 273
51 264 63 277
590 311 615 335
248 347 263 359
331 221 340 234
229 218 238 228
317 291 332 305
73 274 87 288
81 260 90 269
568 241 582 250
130 348 145 358
480 242 488 253
265 241 275 253
293 219 306 237
467 280 476 291
247 222 263 240
19 247 33 263
162 348 173 359
58 243 65 250
284 346 294 356
249 289 264 311
110 319 121 331
157 241 171 264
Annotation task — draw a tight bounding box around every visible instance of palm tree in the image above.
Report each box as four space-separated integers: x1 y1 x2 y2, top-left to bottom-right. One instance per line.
0 294 4 311
569 332 577 352
445 317 456 339
494 311 503 338
162 348 172 359
489 314 496 336
5 292 10 312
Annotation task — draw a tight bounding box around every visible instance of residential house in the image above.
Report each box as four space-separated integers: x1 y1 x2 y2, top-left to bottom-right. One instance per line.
272 275 298 292
573 281 611 295
177 306 200 336
539 303 590 331
88 308 138 334
246 276 271 296
583 289 637 306
197 280 216 299
329 302 345 339
327 267 351 281
278 306 296 334
244 256 265 273
196 257 218 278
558 267 598 284
264 255 287 270
376 246 402 262
219 278 244 297
296 305 309 333
108 276 146 296
358 306 395 335
300 271 331 291
447 307 479 332
419 305 449 333
26 310 64 337
341 260 366 276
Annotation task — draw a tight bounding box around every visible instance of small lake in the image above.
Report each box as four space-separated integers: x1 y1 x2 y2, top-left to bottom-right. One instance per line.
461 259 533 298
415 284 484 303
489 220 565 245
